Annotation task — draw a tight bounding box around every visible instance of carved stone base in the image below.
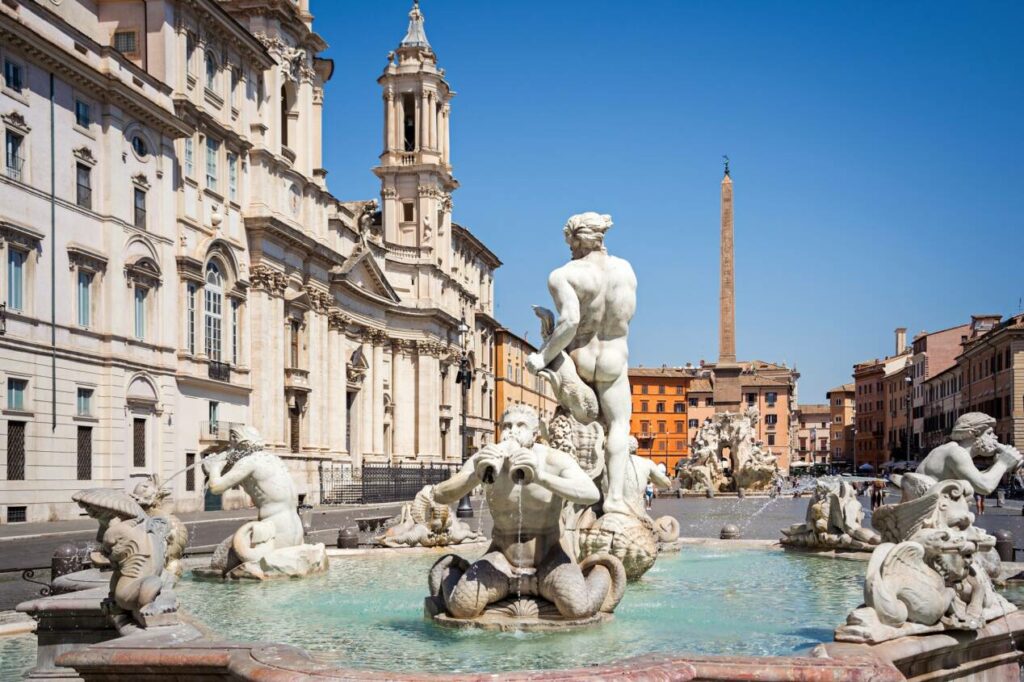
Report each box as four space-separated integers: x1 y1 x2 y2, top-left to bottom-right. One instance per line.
194 543 329 581
424 595 612 632
578 512 658 581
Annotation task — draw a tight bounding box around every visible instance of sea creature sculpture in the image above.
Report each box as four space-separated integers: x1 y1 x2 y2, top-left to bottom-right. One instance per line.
375 485 484 548
781 478 880 551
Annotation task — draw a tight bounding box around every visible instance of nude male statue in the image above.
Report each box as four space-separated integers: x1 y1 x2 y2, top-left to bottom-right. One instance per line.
203 426 304 565
430 404 624 619
525 212 637 516
916 412 1022 496
624 436 672 516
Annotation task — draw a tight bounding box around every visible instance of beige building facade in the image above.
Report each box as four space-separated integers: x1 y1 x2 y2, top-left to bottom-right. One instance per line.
826 383 855 470
0 1 500 523
793 403 830 467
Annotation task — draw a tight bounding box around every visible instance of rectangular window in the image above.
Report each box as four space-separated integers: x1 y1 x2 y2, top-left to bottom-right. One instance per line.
209 400 219 426
676 386 684 395
6 421 25 480
688 419 698 428
706 398 714 407
231 299 240 364
767 434 775 446
640 401 648 412
75 99 91 128
187 283 197 354
655 402 665 413
674 421 684 433
133 188 146 229
6 506 26 522
640 420 650 433
402 202 414 222
4 59 23 93
673 403 684 413
206 138 220 191
641 385 648 395
186 453 196 491
113 31 138 56
766 392 778 405
290 320 300 367
746 393 756 403
7 248 25 311
76 387 93 416
688 397 697 407
765 414 778 425
204 286 222 360
7 378 27 411
76 163 92 209
228 152 238 201
133 418 146 467
658 421 666 433
184 138 194 179
659 385 665 394
77 426 92 480
77 271 92 327
134 287 147 339
5 130 24 181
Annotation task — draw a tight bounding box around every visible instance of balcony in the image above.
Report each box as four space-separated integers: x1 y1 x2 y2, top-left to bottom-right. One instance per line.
198 420 246 444
208 360 230 382
5 157 23 182
439 404 452 418
284 367 310 392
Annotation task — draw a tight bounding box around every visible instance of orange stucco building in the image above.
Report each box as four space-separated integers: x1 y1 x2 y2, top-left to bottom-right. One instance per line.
493 328 558 435
629 367 692 472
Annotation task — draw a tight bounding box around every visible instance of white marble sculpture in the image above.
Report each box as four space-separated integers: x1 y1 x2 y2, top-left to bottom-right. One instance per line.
427 405 626 629
201 426 328 580
679 410 779 493
837 478 1015 643
375 484 484 548
914 412 1023 496
71 487 179 627
781 478 880 551
525 212 637 517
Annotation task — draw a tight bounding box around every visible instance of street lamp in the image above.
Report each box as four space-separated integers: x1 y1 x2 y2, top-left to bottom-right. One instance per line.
455 318 474 518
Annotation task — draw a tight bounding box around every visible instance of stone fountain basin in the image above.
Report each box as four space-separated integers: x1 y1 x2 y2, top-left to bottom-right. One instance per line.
17 542 1024 680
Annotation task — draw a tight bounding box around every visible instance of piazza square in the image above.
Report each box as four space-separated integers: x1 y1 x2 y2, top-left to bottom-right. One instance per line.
0 1 1022 680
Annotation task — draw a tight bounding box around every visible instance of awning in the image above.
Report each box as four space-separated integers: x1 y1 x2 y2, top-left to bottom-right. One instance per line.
789 461 813 468
858 463 875 471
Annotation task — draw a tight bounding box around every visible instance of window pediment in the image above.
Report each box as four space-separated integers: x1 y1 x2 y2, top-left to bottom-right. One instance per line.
2 111 30 134
67 243 108 272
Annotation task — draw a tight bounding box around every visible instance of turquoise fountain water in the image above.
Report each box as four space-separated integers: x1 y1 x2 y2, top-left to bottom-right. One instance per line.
174 546 867 674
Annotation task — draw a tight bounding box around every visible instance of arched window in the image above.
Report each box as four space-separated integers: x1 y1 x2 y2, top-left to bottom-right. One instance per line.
205 52 218 91
204 262 223 360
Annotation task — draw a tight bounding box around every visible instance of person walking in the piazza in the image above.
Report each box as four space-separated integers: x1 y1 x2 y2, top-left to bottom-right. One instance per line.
525 213 638 516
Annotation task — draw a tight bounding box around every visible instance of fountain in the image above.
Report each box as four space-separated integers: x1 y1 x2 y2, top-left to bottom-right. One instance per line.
678 408 780 495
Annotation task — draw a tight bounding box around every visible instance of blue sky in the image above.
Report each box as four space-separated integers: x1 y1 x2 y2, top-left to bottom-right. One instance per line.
313 1 1024 402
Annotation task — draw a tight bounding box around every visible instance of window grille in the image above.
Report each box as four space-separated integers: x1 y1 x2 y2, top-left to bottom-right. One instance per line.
5 131 24 181
77 426 92 480
7 421 25 480
133 418 146 467
7 506 26 523
113 31 138 56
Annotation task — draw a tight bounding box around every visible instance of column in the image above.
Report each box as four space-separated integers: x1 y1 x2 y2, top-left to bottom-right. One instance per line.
371 336 384 455
416 348 439 458
420 91 429 151
442 105 450 164
393 342 415 458
395 94 405 151
429 95 438 150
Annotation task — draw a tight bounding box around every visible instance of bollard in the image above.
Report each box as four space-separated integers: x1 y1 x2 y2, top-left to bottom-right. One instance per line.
337 527 359 549
720 524 740 540
996 490 1005 508
51 543 83 581
737 488 745 499
297 504 314 537
994 529 1014 562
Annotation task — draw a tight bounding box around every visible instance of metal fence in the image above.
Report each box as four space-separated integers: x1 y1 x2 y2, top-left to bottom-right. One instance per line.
320 461 461 505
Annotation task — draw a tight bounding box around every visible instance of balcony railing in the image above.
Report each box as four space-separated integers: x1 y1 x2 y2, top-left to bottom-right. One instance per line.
208 360 230 382
5 156 24 182
284 366 310 391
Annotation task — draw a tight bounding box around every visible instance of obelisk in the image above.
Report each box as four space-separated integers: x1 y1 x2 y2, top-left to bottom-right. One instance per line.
714 158 742 413
719 161 736 364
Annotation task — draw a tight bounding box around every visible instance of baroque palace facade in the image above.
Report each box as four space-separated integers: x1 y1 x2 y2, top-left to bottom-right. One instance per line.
0 0 498 522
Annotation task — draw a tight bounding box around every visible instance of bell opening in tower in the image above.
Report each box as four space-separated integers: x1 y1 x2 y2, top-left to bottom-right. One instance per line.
402 92 416 151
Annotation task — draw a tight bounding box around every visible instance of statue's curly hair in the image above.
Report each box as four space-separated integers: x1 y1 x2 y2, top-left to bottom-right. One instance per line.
563 212 612 253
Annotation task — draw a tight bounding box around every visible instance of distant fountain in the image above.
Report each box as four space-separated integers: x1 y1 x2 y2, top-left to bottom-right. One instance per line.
678 409 779 495
194 425 328 580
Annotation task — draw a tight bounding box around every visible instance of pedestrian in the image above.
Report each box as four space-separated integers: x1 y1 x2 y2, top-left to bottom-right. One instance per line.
644 482 654 510
975 492 985 515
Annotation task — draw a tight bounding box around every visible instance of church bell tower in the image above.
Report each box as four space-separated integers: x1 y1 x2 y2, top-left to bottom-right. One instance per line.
374 2 457 291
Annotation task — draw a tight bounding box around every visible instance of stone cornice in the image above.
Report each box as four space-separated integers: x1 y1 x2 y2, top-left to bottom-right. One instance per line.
0 10 191 139
245 214 345 268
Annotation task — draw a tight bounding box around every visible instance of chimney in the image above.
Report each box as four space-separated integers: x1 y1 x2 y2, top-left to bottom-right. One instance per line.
895 327 907 355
